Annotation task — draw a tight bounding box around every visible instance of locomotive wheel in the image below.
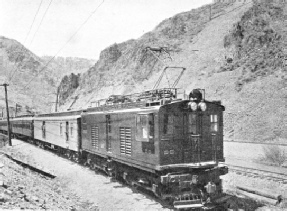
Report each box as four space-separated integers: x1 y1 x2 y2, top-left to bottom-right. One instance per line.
66 151 72 160
89 161 95 170
72 152 79 163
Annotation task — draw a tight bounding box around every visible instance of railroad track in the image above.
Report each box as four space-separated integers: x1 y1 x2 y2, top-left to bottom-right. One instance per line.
227 164 287 184
226 164 287 206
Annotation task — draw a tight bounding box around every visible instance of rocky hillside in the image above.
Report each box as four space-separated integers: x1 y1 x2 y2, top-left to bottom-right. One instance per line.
59 1 287 143
0 37 94 114
219 2 287 142
59 1 243 106
0 36 58 113
57 73 80 109
41 56 95 76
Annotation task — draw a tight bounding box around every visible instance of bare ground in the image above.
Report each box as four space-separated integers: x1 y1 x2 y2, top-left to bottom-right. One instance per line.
3 139 170 211
2 139 287 210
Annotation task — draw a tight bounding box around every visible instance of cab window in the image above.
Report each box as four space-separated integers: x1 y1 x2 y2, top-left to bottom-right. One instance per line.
163 114 173 134
210 114 218 132
136 113 154 142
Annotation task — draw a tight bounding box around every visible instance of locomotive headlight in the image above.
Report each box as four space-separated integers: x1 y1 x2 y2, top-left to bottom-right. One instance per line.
188 102 198 111
199 102 207 111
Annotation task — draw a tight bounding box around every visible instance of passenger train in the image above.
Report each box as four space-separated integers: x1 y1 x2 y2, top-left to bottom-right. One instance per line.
0 88 228 210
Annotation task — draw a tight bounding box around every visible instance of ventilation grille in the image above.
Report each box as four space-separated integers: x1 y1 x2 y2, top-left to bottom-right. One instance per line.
120 127 131 156
91 125 99 149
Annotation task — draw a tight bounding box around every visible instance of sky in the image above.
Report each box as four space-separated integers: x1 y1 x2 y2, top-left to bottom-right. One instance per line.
0 0 212 60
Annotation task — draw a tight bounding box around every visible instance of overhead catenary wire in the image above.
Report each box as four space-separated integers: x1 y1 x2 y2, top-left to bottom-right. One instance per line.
21 0 105 91
28 0 54 47
7 0 45 83
23 0 45 46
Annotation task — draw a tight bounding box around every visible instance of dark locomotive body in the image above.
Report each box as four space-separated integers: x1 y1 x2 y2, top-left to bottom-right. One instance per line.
0 88 228 209
81 89 227 209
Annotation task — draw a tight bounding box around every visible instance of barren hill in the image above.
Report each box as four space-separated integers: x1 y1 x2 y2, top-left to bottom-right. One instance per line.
0 36 57 113
0 37 95 114
60 1 287 143
41 56 96 75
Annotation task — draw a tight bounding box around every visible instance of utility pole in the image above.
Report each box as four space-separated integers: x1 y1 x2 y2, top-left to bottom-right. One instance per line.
55 87 59 112
209 5 212 21
0 83 12 146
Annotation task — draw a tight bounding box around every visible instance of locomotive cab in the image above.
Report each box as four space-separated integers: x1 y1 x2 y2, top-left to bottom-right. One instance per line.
157 89 227 209
159 89 225 167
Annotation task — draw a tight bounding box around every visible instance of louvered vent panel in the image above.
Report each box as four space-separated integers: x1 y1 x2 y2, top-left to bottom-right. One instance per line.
91 126 99 149
120 127 132 156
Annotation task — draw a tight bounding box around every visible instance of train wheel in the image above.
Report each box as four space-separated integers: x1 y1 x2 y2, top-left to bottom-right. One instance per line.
89 160 95 170
66 151 72 160
37 141 41 148
58 148 64 157
72 152 79 163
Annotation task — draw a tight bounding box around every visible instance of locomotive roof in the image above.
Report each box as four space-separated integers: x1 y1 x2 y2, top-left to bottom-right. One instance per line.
83 105 161 115
84 98 224 115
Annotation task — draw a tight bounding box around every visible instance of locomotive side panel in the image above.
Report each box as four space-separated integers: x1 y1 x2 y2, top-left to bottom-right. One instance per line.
115 111 160 167
81 113 106 154
82 109 161 171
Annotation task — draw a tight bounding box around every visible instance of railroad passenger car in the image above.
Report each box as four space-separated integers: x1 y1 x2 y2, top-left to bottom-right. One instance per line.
33 111 82 159
10 116 34 140
0 119 8 135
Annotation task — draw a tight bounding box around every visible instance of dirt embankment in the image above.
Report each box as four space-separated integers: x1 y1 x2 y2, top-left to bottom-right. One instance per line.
2 140 170 211
0 148 97 210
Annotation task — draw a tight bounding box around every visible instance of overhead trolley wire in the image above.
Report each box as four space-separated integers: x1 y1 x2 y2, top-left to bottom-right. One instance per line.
10 0 53 83
21 0 105 91
23 0 45 46
7 0 45 83
28 0 54 47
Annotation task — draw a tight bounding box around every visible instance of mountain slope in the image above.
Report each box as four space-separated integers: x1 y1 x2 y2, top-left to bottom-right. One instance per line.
0 36 57 114
41 56 96 76
60 2 250 108
59 1 287 143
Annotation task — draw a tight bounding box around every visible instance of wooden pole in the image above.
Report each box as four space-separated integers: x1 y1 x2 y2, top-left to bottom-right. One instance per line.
209 5 212 20
0 83 12 146
55 87 59 112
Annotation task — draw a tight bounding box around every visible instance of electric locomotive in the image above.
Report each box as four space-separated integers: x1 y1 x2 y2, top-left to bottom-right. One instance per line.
81 88 228 209
0 88 228 209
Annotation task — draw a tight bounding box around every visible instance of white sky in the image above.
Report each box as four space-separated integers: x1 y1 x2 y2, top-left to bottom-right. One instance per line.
0 0 212 59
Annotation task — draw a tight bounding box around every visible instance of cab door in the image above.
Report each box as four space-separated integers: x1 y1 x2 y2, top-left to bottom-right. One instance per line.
183 113 202 163
105 114 111 152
